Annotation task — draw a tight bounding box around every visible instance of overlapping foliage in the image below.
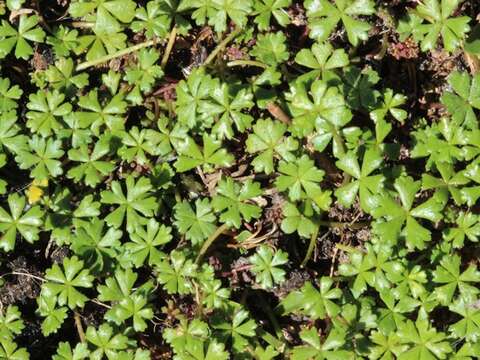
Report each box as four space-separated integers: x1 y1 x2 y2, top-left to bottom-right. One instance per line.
1 0 480 359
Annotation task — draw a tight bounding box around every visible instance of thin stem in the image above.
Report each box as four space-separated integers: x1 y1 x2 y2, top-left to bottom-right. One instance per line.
90 299 112 309
74 312 86 343
70 21 95 29
227 59 267 69
301 224 320 267
335 243 359 253
203 28 242 66
267 102 291 124
196 223 230 264
161 26 177 69
10 272 45 282
76 39 158 72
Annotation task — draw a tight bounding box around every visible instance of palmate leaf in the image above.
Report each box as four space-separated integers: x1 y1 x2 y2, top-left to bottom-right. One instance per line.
443 212 480 248
440 71 480 128
105 294 153 332
0 338 29 360
180 0 252 33
67 136 115 187
338 244 400 298
117 126 160 165
0 305 24 340
448 295 480 343
249 245 288 289
174 198 217 245
44 57 89 92
335 148 385 212
414 0 471 53
36 295 68 336
69 0 137 33
278 278 342 320
253 0 291 30
123 218 172 267
0 111 28 155
0 77 22 113
71 219 123 273
26 90 72 137
290 327 352 360
212 177 262 228
212 306 257 354
371 176 445 250
200 82 254 140
100 175 157 233
156 250 197 294
85 323 129 360
280 201 318 238
398 314 452 360
124 48 163 93
76 90 127 135
0 15 45 59
275 155 332 210
370 89 408 124
250 32 289 66
0 193 43 252
131 1 171 39
15 135 64 180
246 118 298 175
287 79 352 145
432 254 480 305
175 68 219 129
41 256 94 309
304 0 375 46
53 342 90 360
174 133 234 173
295 42 349 76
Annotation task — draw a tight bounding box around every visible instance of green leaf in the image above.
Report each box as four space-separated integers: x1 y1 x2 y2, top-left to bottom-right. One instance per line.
174 198 217 245
304 0 375 46
249 245 288 289
71 219 122 273
441 71 480 128
278 278 342 320
433 254 480 305
398 314 452 360
0 306 24 340
156 250 197 294
275 155 331 210
67 136 115 187
15 135 64 180
36 295 68 336
0 77 23 113
85 323 129 360
250 32 289 66
41 256 94 309
253 0 291 30
0 338 29 360
246 118 298 175
100 176 157 233
174 134 234 173
0 15 45 59
0 193 43 252
291 327 352 360
295 42 349 75
53 342 89 360
123 218 171 267
212 177 262 228
415 0 471 53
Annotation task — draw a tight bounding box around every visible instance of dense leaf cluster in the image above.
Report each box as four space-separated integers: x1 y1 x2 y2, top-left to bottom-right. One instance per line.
0 0 480 359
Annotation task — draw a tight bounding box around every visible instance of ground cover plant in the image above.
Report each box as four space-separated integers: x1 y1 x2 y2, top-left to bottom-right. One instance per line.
1 0 480 358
